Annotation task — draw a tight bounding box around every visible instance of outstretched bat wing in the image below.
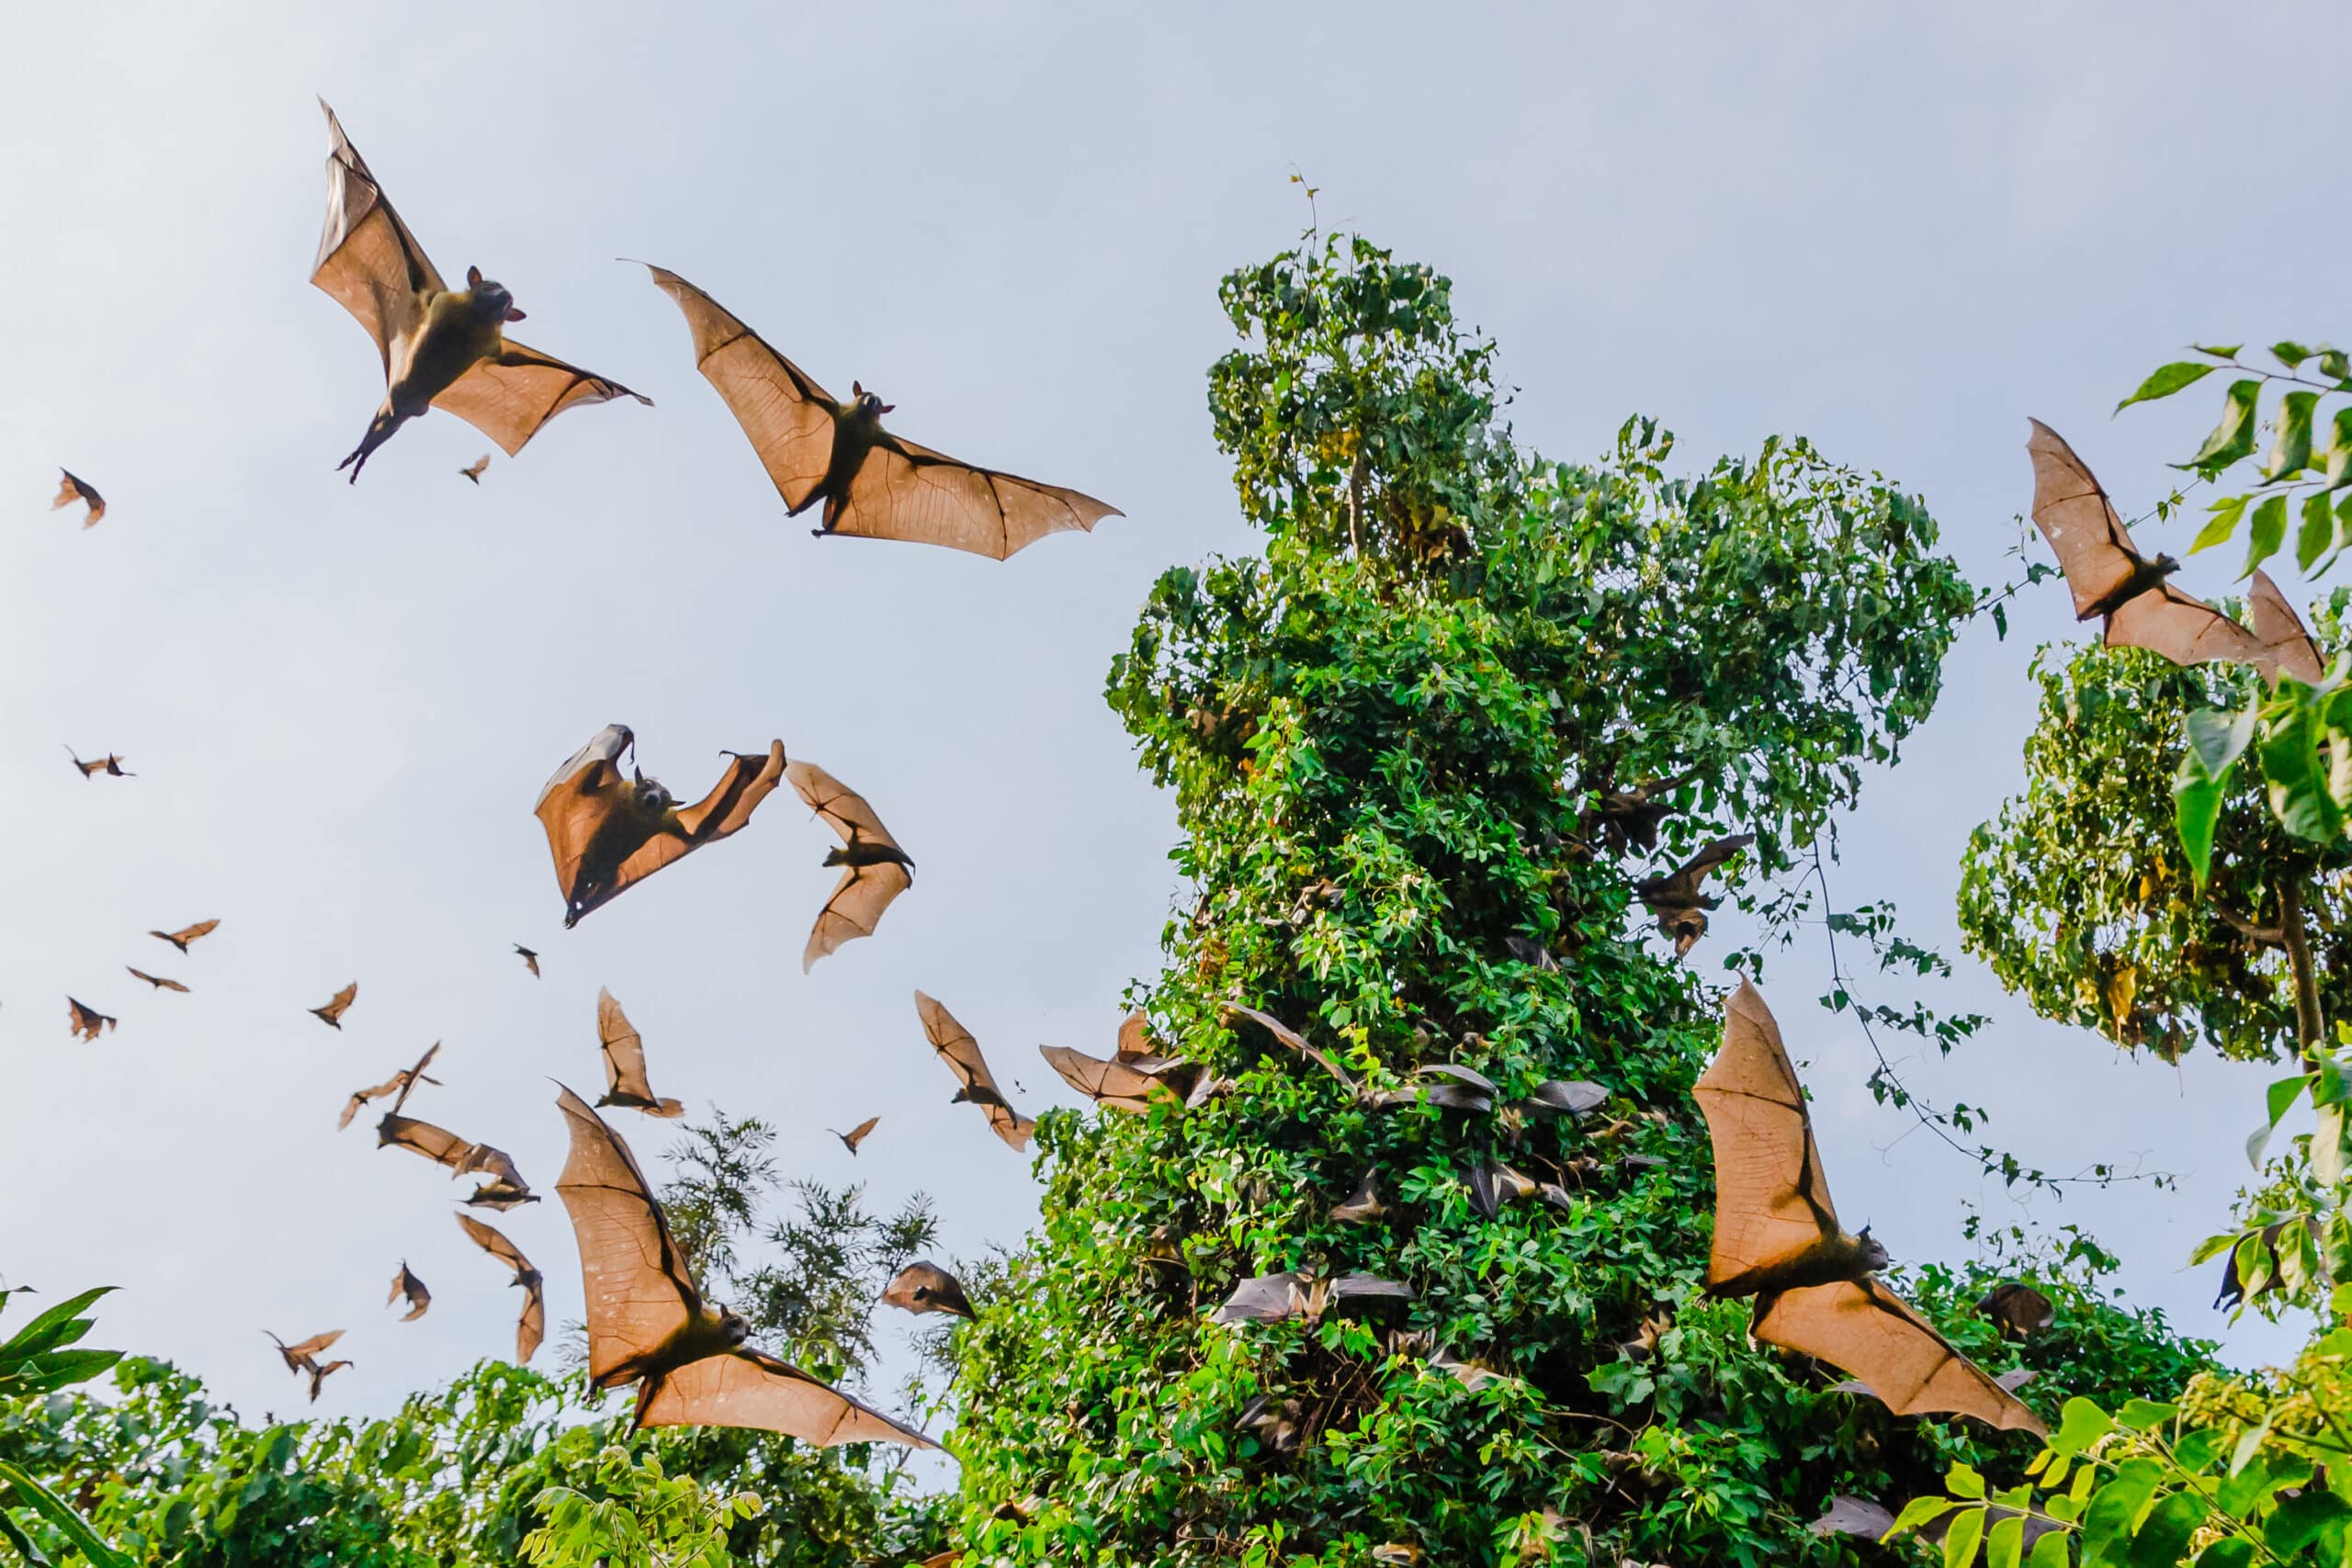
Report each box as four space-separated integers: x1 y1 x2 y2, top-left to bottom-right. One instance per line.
639 1346 934 1448
457 1213 530 1276
802 862 913 973
642 265 842 512
2026 419 2149 621
1220 1003 1359 1092
1693 981 1839 1288
534 727 635 909
311 101 443 374
786 761 904 854
1039 1043 1171 1113
597 988 664 1108
2249 570 2328 684
914 990 1034 1150
553 1085 701 1383
836 433 1121 560
432 342 650 457
1754 1277 2044 1434
378 1114 471 1169
2104 582 2267 667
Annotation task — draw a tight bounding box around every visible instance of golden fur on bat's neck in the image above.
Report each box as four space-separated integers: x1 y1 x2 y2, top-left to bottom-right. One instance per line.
1709 1227 1886 1301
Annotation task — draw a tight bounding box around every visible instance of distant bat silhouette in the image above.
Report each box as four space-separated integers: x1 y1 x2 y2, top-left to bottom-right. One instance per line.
830 1116 879 1156
1635 833 1755 957
514 944 539 977
266 1328 346 1400
641 265 1120 559
1977 1281 2055 1339
596 988 684 1117
341 1042 441 1131
914 991 1035 1150
311 983 357 1029
311 102 646 480
149 919 219 953
51 468 104 527
551 1083 933 1444
388 1262 430 1321
459 454 492 483
65 748 131 779
65 998 115 1042
1695 981 2041 1434
534 725 786 926
457 1213 544 1364
306 1358 353 1402
786 760 913 971
882 1261 975 1319
2028 422 2324 683
124 967 187 993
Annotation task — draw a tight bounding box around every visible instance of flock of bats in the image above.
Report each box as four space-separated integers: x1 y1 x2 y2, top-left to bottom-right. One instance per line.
29 96 2309 1538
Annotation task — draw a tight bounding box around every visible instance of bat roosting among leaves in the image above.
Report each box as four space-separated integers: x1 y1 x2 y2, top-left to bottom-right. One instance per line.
457 1213 544 1364
786 761 913 971
534 725 786 927
310 983 357 1029
65 749 130 779
596 988 684 1118
914 991 1035 1151
829 1116 879 1156
2028 421 2325 683
149 919 218 953
641 265 1121 559
65 998 115 1042
1581 769 1697 855
388 1262 430 1322
1635 834 1754 958
124 967 188 993
1694 981 2042 1433
1977 1280 2055 1338
311 103 647 480
552 1083 933 1444
882 1261 975 1319
341 1042 441 1130
51 469 104 527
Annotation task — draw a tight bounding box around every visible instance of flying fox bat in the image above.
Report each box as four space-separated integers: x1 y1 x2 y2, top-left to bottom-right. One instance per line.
551 1083 934 1445
1694 981 2042 1433
829 1116 879 1156
305 1358 353 1402
311 103 647 480
149 919 218 953
1581 769 1698 855
914 992 1035 1150
786 761 913 971
1037 1039 1181 1114
388 1262 430 1322
882 1261 975 1320
2028 422 2322 682
1636 833 1755 957
342 1042 442 1130
1211 1271 1415 1325
65 749 131 779
51 469 104 527
514 944 539 977
465 1178 541 1211
266 1327 343 1376
65 998 115 1042
596 988 684 1117
311 982 357 1029
457 1213 544 1364
534 725 786 927
1977 1280 2055 1338
124 967 187 993
376 1112 530 1201
460 454 492 484
1218 1003 1492 1111
640 265 1121 559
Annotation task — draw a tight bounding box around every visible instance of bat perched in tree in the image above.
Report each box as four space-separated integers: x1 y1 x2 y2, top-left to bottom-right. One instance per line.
459 454 492 483
534 725 787 927
1581 769 1698 855
124 968 188 993
1695 981 2042 1433
311 103 647 480
786 761 913 972
1635 834 1755 958
1977 1280 2055 1338
596 988 684 1118
514 944 539 977
341 1042 441 1131
310 983 357 1028
914 992 1035 1150
64 749 131 779
51 469 104 527
882 1261 975 1319
551 1084 934 1445
149 919 218 953
65 998 115 1042
388 1262 430 1322
640 265 1121 559
2028 422 2324 683
829 1116 879 1156
457 1214 544 1364
1330 1171 1386 1224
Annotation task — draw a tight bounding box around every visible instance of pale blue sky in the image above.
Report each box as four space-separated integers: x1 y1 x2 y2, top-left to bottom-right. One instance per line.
0 2 2330 1433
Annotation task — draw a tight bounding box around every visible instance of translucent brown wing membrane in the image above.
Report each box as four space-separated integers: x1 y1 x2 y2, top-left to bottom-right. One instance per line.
1693 980 1839 1288
834 436 1121 560
552 1085 701 1384
1755 1278 2043 1434
642 265 841 512
637 1346 934 1448
432 344 650 457
311 100 444 371
914 991 1035 1150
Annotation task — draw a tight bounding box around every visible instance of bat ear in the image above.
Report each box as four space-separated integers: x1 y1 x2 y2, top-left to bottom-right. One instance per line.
878 402 896 414
503 306 527 322
467 265 483 288
852 380 864 397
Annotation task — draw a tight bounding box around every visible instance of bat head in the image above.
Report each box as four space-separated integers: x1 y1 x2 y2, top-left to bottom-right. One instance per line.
1855 1225 1891 1271
849 381 896 418
464 266 526 323
715 1306 752 1346
630 769 675 813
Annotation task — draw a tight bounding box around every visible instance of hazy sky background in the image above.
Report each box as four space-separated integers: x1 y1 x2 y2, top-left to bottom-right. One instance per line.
1 2 2334 1444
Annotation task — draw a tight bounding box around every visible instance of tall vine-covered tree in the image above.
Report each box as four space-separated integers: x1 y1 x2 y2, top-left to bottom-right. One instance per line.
941 234 2211 1566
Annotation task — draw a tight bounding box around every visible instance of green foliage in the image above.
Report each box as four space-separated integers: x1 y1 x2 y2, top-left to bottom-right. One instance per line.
523 1447 762 1568
941 232 2206 1565
0 1286 131 1567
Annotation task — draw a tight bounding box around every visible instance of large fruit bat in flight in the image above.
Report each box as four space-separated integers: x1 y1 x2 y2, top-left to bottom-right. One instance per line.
534 725 786 926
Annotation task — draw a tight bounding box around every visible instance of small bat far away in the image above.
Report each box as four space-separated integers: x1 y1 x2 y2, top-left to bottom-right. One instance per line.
1694 980 2042 1433
311 982 357 1029
388 1261 431 1322
460 454 491 483
266 1328 349 1401
552 1084 934 1445
311 102 648 480
149 919 219 953
66 998 115 1042
340 1042 441 1130
829 1116 879 1156
124 967 188 993
914 991 1035 1151
534 725 786 927
1635 833 1755 958
787 760 913 971
2028 421 2326 683
458 1213 545 1364
640 265 1121 559
514 944 539 977
64 748 131 779
596 988 684 1117
51 469 104 527
882 1261 975 1319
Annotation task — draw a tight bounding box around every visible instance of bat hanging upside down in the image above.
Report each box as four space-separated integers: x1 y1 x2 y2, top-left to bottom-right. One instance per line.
311 102 648 481
535 725 787 926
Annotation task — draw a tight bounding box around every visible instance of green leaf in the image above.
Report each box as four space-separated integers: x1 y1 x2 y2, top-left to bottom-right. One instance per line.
1986 1512 2025 1568
2173 703 2256 886
2028 1531 2071 1568
2185 380 2264 473
2301 489 2338 570
2118 361 2219 412
0 1463 130 1568
0 1506 53 1568
2083 1458 2164 1556
2269 1071 2312 1127
2128 1491 2207 1568
0 1288 111 1367
2116 1398 2178 1432
2195 344 2244 359
2260 682 2347 841
1942 1506 1985 1568
2323 348 2350 380
2323 408 2352 490
2192 1541 2254 1568
2242 492 2289 577
1948 1461 1988 1500
2266 389 2321 479
2265 1489 2352 1553
2273 341 2314 370
1892 1497 1962 1537
2052 1397 2119 1458
2190 492 2250 555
